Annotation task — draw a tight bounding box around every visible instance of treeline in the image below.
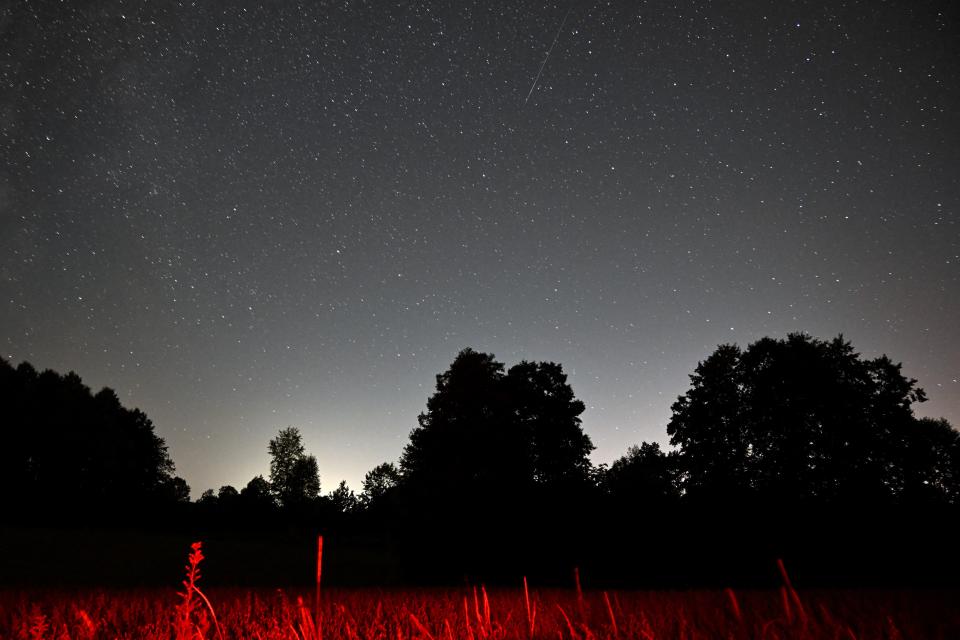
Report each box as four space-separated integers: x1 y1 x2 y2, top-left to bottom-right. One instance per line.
2 333 959 586
0 360 189 519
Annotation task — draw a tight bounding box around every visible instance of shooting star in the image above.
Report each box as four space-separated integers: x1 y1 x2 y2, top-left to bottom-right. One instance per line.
524 6 574 106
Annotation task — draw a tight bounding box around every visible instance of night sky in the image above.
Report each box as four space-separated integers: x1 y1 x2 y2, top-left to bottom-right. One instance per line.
3 1 958 497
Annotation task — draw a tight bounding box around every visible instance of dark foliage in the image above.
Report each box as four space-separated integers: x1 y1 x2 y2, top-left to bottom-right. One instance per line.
239 475 274 510
360 462 401 507
667 333 957 506
268 427 321 509
603 442 681 505
3 336 959 588
393 349 597 582
895 417 960 504
399 348 594 504
329 480 359 514
0 357 188 522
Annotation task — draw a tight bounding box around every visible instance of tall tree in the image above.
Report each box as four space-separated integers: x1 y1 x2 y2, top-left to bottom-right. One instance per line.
400 349 509 498
505 360 592 487
399 349 593 503
268 427 320 508
666 344 748 498
395 349 594 581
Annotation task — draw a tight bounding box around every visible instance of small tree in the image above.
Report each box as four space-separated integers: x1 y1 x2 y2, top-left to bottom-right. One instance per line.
160 476 192 503
217 485 239 501
217 485 240 510
268 427 320 508
605 442 680 504
239 475 274 510
329 480 359 514
361 462 401 505
895 417 960 504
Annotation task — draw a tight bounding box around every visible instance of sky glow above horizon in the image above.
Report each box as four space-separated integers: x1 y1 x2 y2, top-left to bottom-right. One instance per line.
2 0 957 496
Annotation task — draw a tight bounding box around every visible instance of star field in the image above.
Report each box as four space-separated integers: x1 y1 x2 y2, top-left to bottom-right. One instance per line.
2 0 958 496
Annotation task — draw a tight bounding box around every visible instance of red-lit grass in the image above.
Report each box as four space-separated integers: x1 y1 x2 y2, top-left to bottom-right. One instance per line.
2 544 958 639
315 535 324 640
523 576 536 639
175 541 223 640
5 585 960 639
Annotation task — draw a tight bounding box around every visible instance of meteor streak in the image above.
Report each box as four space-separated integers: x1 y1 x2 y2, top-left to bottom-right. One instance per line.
524 6 573 106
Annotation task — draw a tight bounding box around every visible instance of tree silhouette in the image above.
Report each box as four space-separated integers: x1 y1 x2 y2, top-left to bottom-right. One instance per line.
329 480 359 514
268 427 320 508
160 476 192 503
217 484 240 502
604 442 680 505
400 349 510 500
894 417 960 504
399 349 593 507
666 344 748 499
393 349 596 582
505 360 592 489
361 462 401 505
0 357 188 517
240 474 275 510
667 334 950 503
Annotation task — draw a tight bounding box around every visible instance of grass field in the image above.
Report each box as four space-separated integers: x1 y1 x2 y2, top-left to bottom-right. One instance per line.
3 541 959 639
5 584 960 639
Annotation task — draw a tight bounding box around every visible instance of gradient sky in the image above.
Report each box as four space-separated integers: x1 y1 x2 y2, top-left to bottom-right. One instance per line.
3 1 957 497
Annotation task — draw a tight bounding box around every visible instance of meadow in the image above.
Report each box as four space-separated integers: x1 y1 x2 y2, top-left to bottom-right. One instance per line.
3 542 959 640
6 584 960 639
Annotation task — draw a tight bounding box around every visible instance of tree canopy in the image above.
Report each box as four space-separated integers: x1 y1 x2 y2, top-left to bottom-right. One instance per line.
399 348 593 505
3 338 959 586
0 358 188 517
604 442 680 505
268 427 320 508
666 333 955 504
361 462 401 506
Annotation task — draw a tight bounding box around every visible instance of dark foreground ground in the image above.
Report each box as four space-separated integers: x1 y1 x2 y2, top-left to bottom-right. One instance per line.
4 514 960 590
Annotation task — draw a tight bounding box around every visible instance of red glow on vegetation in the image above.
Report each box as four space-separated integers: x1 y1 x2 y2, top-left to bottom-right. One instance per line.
3 544 958 638
315 534 323 640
